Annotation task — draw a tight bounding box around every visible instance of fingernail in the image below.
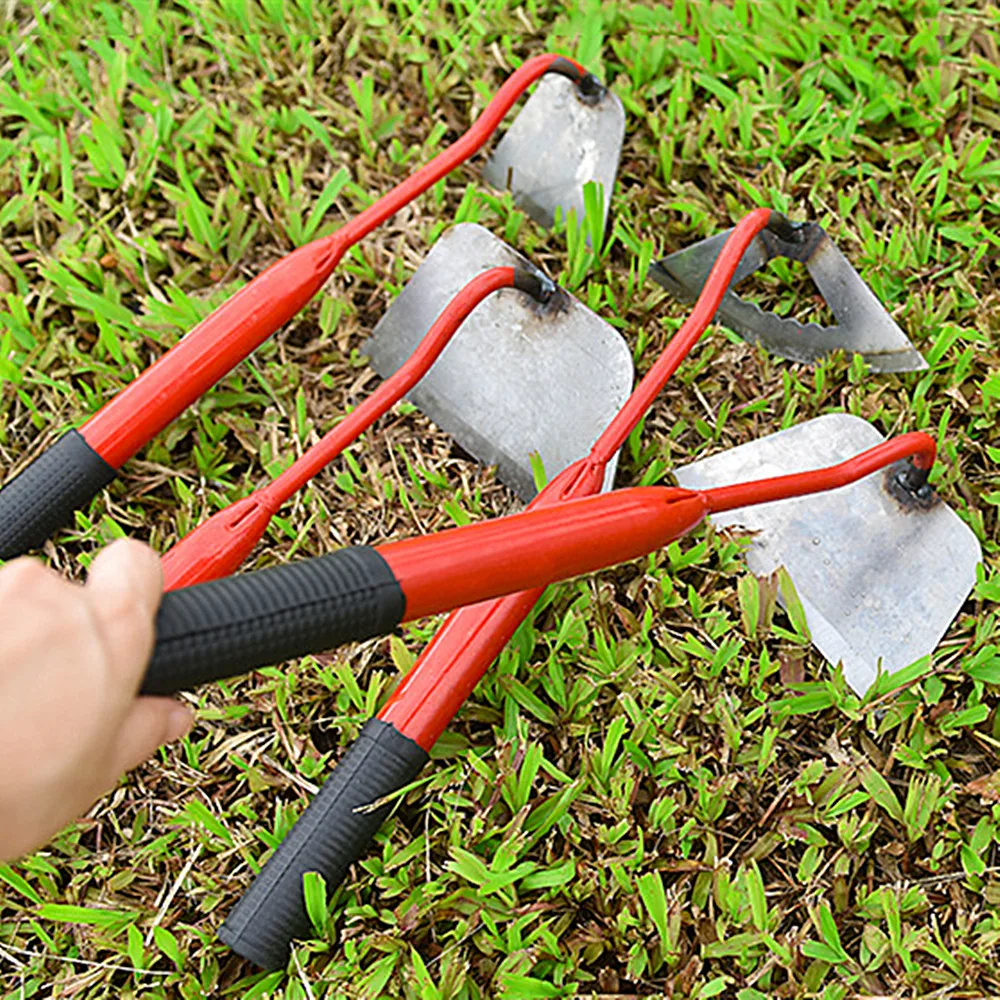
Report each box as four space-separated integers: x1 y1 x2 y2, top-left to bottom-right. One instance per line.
166 704 194 743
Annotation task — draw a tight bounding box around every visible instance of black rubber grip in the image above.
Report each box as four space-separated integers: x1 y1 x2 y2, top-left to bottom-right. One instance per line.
219 718 429 969
141 547 405 695
0 430 117 560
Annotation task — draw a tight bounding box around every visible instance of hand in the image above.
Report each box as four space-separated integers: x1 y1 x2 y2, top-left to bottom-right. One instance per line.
0 539 193 861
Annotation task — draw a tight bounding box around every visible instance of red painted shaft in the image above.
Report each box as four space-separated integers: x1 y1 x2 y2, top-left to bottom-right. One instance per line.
79 53 578 469
380 208 777 749
380 456 605 743
159 268 518 591
587 207 776 466
703 431 935 512
334 54 579 251
261 268 518 505
381 488 711 621
380 591 546 744
82 241 340 468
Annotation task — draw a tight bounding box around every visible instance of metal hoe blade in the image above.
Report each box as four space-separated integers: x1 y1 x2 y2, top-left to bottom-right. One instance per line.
363 224 634 501
674 414 981 694
482 73 625 242
650 220 927 373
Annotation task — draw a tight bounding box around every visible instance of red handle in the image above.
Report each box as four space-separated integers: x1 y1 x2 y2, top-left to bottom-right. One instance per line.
82 241 340 468
383 487 709 621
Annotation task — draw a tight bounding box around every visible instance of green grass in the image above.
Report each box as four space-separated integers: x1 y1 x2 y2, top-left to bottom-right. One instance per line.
1 0 998 997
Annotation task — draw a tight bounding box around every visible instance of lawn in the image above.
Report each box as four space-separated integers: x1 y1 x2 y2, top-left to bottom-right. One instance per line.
1 1 999 997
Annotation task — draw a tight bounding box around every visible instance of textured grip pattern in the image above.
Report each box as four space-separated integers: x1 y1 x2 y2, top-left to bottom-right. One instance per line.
220 718 428 969
142 547 405 695
0 430 117 560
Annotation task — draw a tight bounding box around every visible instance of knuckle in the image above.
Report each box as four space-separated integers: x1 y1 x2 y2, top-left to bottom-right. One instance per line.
100 587 152 637
63 593 96 634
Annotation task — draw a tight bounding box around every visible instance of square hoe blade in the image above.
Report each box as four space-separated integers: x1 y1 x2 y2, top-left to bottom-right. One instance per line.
482 73 625 242
363 223 634 501
650 220 928 373
674 414 981 694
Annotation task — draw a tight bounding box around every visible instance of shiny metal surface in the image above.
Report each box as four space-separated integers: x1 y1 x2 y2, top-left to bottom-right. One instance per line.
651 221 927 373
363 224 634 501
675 414 980 693
482 74 624 240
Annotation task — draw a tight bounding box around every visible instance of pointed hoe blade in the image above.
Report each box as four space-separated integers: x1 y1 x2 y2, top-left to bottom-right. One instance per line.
482 73 625 243
675 414 980 694
363 224 634 502
650 220 927 373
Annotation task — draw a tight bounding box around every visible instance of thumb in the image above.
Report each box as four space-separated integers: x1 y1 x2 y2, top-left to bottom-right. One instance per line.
104 697 194 780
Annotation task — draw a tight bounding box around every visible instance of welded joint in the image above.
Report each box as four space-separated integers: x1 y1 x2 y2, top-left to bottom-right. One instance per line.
886 460 937 511
575 73 607 106
513 267 559 306
545 57 607 106
761 214 826 263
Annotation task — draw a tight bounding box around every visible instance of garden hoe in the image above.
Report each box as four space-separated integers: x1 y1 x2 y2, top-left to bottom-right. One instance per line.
158 262 579 590
133 424 975 969
141 209 976 969
0 53 619 560
135 431 952 967
481 70 625 239
141 435 945 699
362 223 634 501
674 413 981 694
651 218 928 372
